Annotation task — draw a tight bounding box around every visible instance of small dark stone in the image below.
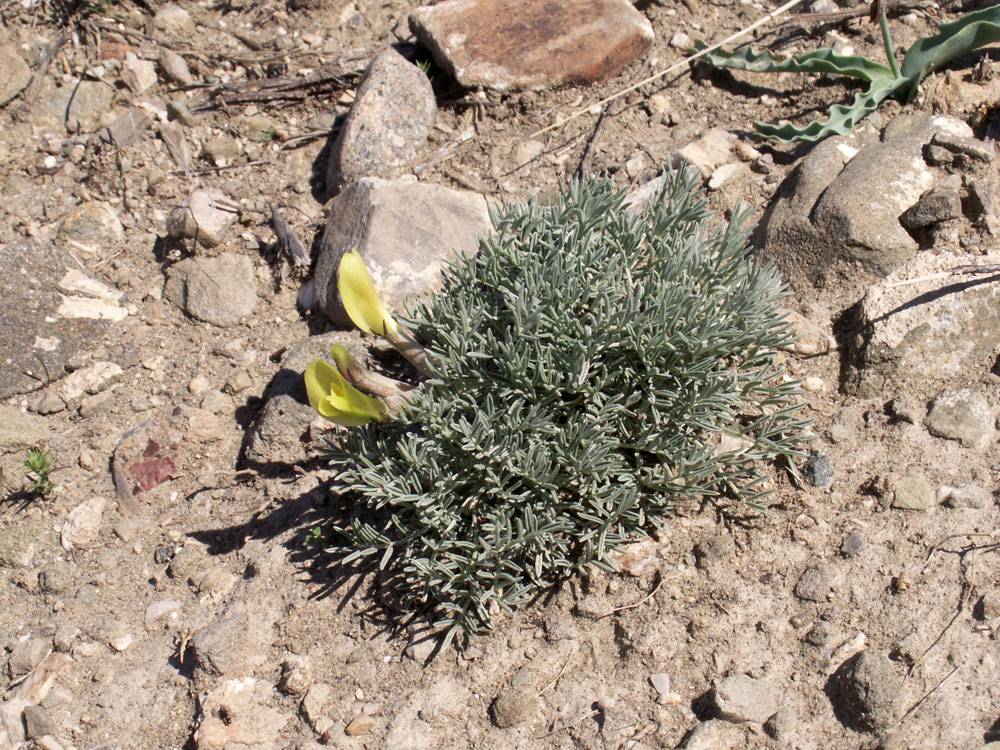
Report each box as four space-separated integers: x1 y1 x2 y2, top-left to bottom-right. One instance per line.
805 622 832 646
23 704 56 738
794 565 831 602
841 531 865 557
802 452 833 487
154 545 177 564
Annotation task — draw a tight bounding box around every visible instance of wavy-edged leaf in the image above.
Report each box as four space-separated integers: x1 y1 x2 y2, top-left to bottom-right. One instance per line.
900 5 1000 100
691 41 894 83
754 76 908 143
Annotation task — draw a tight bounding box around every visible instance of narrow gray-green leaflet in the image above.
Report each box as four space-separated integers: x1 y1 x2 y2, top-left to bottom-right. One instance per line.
694 5 1000 143
313 167 809 642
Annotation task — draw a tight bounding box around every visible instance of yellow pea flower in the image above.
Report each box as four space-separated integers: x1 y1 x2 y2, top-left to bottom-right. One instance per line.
304 358 385 426
338 249 399 337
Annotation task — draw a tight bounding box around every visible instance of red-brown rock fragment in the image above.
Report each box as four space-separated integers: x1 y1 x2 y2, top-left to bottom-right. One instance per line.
409 0 654 91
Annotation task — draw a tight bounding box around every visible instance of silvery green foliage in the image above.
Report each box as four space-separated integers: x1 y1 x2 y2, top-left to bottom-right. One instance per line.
320 167 808 640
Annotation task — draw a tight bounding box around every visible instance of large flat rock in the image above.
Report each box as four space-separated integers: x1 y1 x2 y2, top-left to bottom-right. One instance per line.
409 0 654 91
0 240 125 399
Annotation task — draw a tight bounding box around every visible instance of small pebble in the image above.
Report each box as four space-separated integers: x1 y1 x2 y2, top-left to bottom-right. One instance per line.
802 452 834 487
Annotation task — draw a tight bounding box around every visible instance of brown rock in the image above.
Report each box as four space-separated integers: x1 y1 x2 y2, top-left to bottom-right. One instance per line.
409 0 654 91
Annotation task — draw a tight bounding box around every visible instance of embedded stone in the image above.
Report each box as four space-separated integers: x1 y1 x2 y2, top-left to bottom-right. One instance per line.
925 387 995 451
409 0 654 91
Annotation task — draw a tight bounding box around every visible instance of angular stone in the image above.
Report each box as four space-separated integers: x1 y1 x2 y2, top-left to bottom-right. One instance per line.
925 387 995 451
23 705 56 739
9 637 51 677
314 177 492 327
0 240 114 399
710 674 780 724
891 473 934 511
845 250 1000 398
164 253 257 327
900 175 962 229
0 44 31 106
30 81 114 133
159 47 194 86
99 108 152 148
121 52 157 94
327 48 437 193
675 129 736 177
794 565 831 602
754 114 972 298
409 0 654 91
190 602 275 679
166 189 239 248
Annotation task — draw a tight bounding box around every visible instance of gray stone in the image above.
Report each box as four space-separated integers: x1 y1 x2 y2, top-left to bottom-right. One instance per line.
154 4 193 32
190 602 275 679
53 624 80 652
38 561 75 594
280 655 313 696
980 589 1000 620
930 131 996 163
100 108 152 148
0 44 31 106
168 543 208 582
845 249 1000 398
121 53 157 94
900 175 962 229
841 531 865 557
0 240 115 399
803 451 834 486
243 331 357 466
891 473 934 511
925 387 994 451
9 636 51 677
945 484 992 510
0 522 36 568
834 650 902 733
159 48 194 86
409 0 653 91
327 48 436 194
23 704 56 738
60 496 106 550
314 177 492 327
794 565 831 602
694 535 735 571
204 136 241 167
30 81 114 132
0 407 51 448
491 684 539 728
763 706 797 742
164 254 257 327
710 674 780 724
166 189 238 248
754 114 972 299
160 120 192 169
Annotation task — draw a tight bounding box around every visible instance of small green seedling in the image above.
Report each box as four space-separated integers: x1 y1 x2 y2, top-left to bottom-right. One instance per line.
22 448 55 498
695 4 1000 142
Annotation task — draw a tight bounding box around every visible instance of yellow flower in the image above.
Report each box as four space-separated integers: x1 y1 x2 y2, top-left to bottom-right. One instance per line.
338 249 399 337
304 358 384 426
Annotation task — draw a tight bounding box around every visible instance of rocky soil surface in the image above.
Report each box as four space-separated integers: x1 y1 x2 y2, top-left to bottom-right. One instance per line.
1 0 999 748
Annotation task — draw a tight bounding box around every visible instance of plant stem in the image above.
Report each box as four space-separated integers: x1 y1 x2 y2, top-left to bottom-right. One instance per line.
385 329 437 376
877 5 901 79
